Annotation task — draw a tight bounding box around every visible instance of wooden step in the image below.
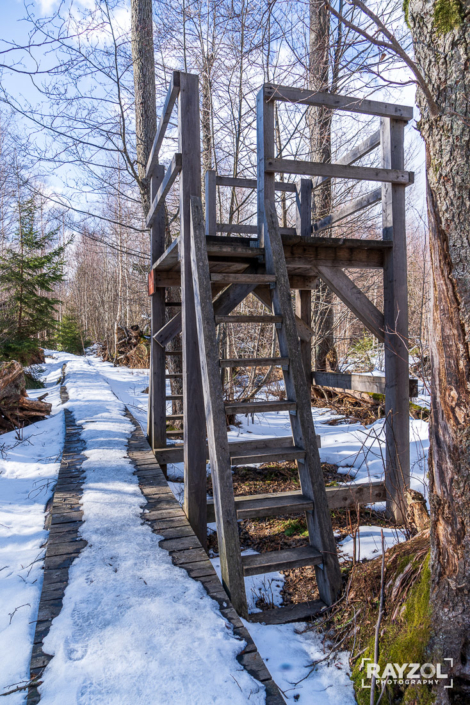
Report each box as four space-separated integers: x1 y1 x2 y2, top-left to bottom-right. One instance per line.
166 430 183 437
230 445 306 466
166 414 183 420
215 315 283 324
153 435 321 465
166 395 183 400
165 373 182 378
241 545 322 577
215 490 313 521
210 273 276 284
206 481 386 522
165 301 182 306
248 600 327 625
220 357 289 368
225 400 296 414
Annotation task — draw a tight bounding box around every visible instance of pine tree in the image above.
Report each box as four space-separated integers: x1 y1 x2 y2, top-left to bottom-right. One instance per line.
0 196 65 363
56 312 88 355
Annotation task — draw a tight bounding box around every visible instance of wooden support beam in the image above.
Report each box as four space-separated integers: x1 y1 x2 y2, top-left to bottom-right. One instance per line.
146 71 180 178
314 265 385 343
215 174 297 192
152 237 179 271
150 271 182 287
283 236 391 269
179 72 207 549
210 273 276 284
263 84 414 121
266 157 414 186
312 371 418 397
257 87 275 246
205 169 217 236
148 166 167 457
296 178 313 387
190 195 248 617
153 279 250 347
312 131 381 192
263 200 342 605
146 152 182 228
337 130 382 166
381 118 410 522
215 315 282 324
313 188 382 233
216 223 297 236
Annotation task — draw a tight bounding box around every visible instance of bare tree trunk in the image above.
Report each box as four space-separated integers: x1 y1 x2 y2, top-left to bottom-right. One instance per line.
130 0 157 216
308 0 336 372
408 3 470 700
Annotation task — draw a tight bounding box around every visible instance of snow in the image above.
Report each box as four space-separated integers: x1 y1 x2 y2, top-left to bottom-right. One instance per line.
338 526 406 562
0 350 431 703
0 356 65 703
37 354 266 705
245 621 356 704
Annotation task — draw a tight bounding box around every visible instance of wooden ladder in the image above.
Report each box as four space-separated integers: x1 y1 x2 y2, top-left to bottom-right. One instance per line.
189 196 342 619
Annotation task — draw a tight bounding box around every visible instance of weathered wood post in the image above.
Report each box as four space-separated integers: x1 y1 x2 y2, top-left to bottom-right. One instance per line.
148 165 167 465
205 169 217 237
296 178 313 386
381 117 410 522
257 88 275 246
179 72 207 548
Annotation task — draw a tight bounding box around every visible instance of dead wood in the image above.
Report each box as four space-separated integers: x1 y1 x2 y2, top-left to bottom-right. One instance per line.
0 361 51 433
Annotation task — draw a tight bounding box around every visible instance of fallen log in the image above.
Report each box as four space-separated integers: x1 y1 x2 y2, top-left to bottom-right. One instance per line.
0 361 51 433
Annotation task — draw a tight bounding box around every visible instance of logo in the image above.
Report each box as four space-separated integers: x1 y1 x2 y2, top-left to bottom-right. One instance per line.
360 659 453 689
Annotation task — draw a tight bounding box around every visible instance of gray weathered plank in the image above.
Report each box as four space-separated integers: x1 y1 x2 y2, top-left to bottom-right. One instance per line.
242 545 322 577
190 195 248 617
263 201 343 604
205 169 217 236
146 71 180 178
381 117 410 522
179 72 207 549
224 400 296 414
148 165 167 454
146 153 182 228
314 265 385 342
267 157 413 186
263 84 413 120
313 187 382 233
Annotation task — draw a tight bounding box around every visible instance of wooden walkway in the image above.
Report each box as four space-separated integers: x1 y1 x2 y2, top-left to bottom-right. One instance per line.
127 411 284 704
26 386 283 704
28 385 87 704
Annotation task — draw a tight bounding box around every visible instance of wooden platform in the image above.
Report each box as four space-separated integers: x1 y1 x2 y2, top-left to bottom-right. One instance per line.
151 234 390 285
127 412 284 704
27 385 88 704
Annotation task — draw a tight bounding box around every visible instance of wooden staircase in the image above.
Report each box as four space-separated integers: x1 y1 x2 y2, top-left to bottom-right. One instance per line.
189 195 342 619
146 72 414 622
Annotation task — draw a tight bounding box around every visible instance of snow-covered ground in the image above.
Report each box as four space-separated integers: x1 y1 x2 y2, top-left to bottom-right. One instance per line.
0 351 430 703
0 355 66 702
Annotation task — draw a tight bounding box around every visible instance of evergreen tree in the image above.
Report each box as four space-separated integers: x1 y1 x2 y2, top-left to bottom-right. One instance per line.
56 312 88 355
0 196 65 363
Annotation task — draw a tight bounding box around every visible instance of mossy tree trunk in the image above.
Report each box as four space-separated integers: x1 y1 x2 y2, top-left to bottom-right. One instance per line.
408 2 470 700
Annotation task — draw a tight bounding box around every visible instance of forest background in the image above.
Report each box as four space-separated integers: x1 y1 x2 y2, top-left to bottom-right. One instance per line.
0 0 429 376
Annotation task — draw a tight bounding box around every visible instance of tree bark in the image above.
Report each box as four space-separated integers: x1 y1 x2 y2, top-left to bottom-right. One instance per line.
130 0 157 216
308 0 337 372
408 3 470 700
